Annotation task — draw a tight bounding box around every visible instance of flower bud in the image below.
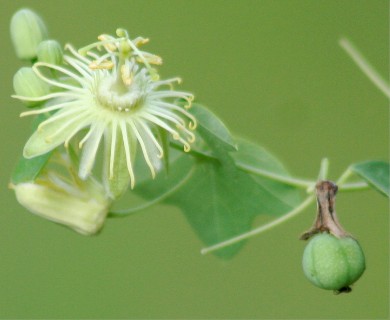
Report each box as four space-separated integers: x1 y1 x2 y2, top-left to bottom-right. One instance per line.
37 40 63 65
13 67 50 107
12 177 110 235
10 8 49 60
302 233 365 292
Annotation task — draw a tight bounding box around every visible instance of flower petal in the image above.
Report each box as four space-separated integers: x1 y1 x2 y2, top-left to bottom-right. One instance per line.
78 124 105 180
102 121 136 199
23 108 90 158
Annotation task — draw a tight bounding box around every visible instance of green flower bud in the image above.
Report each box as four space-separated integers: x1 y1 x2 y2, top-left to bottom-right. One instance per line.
37 40 63 65
302 233 365 292
13 67 50 107
12 177 110 235
10 8 49 60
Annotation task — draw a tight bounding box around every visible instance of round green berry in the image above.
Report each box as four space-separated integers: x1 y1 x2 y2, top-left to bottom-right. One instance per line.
302 233 365 291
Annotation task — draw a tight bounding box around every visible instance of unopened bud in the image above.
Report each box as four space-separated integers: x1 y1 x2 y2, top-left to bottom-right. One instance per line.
13 177 110 235
37 40 63 65
13 67 50 107
10 8 49 60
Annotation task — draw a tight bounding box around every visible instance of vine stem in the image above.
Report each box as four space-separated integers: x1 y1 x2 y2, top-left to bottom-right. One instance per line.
201 195 316 255
200 157 371 255
339 37 390 99
236 163 315 189
108 164 196 217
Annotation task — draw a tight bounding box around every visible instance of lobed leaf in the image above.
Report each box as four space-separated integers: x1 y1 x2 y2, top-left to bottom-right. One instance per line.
190 104 237 153
351 161 389 197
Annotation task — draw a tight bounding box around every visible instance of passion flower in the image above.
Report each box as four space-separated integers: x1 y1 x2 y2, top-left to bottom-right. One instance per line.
12 28 196 198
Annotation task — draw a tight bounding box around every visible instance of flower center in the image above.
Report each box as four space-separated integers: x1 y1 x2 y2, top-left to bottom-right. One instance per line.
95 74 144 113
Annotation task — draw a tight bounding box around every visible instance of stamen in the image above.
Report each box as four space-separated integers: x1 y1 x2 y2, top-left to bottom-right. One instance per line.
136 53 162 65
121 62 133 86
97 34 118 52
133 37 149 47
78 37 125 56
89 60 114 70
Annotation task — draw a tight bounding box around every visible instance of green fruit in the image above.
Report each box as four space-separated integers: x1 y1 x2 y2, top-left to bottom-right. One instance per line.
302 233 365 291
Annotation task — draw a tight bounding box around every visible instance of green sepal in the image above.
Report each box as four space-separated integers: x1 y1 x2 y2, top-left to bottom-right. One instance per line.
11 114 52 184
103 124 135 199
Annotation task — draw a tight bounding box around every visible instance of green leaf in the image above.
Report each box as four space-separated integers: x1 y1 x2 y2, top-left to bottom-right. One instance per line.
351 161 389 196
190 104 237 153
122 100 301 258
133 134 301 258
231 138 303 208
169 141 300 258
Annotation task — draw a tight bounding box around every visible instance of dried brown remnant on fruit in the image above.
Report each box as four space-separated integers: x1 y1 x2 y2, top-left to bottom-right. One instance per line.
300 180 349 240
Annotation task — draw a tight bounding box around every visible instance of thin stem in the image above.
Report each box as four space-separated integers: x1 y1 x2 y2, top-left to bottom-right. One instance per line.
306 158 329 193
171 141 315 189
336 167 353 186
318 158 329 180
236 163 315 189
108 164 196 217
201 195 316 255
338 182 370 191
335 167 370 191
339 37 390 99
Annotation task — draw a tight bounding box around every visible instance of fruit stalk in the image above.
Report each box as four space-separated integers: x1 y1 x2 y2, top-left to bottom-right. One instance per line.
301 180 348 240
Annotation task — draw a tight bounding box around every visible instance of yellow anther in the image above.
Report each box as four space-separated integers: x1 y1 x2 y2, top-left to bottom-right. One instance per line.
120 64 133 85
133 37 149 47
136 55 162 65
89 60 114 70
97 34 117 52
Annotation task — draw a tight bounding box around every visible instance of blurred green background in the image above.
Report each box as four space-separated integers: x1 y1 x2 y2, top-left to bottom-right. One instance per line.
0 0 388 318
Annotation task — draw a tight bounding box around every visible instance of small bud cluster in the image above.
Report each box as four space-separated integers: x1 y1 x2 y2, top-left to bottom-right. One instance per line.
10 8 110 234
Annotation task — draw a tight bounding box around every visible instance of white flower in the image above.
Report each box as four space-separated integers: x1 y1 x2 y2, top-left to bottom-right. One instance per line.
13 29 196 196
